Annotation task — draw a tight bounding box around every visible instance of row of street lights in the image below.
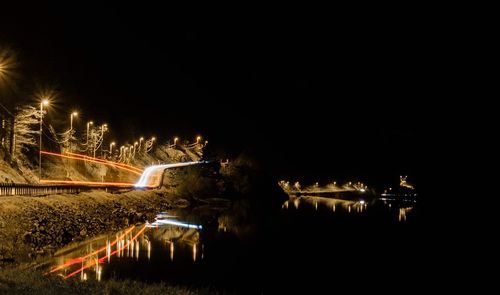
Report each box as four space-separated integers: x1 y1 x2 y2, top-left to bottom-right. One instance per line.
36 96 207 179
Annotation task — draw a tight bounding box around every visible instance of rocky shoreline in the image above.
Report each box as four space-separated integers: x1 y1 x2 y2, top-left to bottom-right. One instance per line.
0 188 185 264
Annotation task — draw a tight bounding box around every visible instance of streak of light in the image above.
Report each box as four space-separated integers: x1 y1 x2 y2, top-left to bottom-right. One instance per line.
135 240 140 260
47 226 135 274
40 179 139 187
193 244 197 262
64 151 142 172
64 225 146 280
147 241 151 261
146 219 203 229
134 161 207 187
41 151 142 175
170 242 174 261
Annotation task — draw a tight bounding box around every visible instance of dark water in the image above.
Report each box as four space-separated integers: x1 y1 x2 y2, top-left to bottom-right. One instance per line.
47 195 419 293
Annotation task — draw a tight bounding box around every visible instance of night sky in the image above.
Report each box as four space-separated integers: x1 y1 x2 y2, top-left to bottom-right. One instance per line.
1 4 429 185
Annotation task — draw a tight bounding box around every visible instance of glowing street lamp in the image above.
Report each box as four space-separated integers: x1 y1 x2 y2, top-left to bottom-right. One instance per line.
139 137 144 150
174 137 178 145
99 124 108 158
86 121 93 151
110 142 116 155
70 111 78 130
39 99 49 181
196 136 201 144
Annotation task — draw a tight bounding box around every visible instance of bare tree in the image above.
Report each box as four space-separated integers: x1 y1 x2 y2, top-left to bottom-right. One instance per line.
12 105 41 157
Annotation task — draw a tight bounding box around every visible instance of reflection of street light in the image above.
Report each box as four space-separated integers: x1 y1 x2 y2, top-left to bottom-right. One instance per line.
39 99 49 181
70 111 78 130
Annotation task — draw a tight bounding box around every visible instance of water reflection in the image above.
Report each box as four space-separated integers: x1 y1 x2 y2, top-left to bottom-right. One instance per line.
47 212 203 281
283 195 414 222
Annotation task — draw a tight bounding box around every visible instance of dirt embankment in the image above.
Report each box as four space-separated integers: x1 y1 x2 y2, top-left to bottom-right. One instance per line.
0 189 187 263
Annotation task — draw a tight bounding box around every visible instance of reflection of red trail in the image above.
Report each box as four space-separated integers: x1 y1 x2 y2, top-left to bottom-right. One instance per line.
63 225 147 280
40 179 136 187
47 226 135 274
41 151 142 175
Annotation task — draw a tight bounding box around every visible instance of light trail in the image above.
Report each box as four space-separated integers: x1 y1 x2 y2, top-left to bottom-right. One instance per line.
41 151 142 175
64 151 142 173
146 219 203 229
63 225 147 280
47 226 135 274
134 161 207 188
40 179 138 187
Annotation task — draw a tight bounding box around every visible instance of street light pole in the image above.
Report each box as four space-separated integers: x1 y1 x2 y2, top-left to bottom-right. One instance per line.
109 142 115 158
39 99 49 182
69 112 78 152
100 124 107 158
70 112 78 130
139 137 144 151
86 121 93 154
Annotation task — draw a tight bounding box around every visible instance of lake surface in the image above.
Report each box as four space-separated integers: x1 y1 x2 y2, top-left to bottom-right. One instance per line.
46 194 419 293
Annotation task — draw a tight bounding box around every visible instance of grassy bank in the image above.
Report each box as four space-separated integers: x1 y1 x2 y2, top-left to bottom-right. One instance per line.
0 266 221 295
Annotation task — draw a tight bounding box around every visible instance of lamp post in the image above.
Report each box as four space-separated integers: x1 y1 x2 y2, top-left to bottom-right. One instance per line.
133 141 138 157
86 121 93 153
99 124 107 158
139 137 144 151
109 142 115 158
39 99 49 182
70 112 78 130
68 112 78 152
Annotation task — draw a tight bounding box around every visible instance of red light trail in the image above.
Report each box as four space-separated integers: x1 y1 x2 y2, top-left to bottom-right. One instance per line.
41 151 142 175
62 225 147 280
46 226 136 274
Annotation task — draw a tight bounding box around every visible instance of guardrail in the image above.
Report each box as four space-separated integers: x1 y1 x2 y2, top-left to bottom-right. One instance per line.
0 183 131 197
0 183 86 197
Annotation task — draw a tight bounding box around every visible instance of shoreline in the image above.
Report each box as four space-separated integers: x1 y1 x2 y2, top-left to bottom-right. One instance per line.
0 188 186 264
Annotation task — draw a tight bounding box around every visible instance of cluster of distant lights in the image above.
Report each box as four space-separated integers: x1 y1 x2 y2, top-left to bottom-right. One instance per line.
279 180 368 193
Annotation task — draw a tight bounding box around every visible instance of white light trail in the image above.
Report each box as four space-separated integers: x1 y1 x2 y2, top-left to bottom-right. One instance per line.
134 161 207 188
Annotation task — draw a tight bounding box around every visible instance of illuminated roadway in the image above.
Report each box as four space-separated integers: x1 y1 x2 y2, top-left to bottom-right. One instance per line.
134 161 207 188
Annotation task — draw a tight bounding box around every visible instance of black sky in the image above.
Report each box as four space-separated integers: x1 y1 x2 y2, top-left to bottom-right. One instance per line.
1 4 431 185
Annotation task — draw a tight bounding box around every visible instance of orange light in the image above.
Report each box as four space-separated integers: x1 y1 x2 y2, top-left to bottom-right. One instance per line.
41 151 142 175
64 225 147 280
64 151 142 172
47 226 135 274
